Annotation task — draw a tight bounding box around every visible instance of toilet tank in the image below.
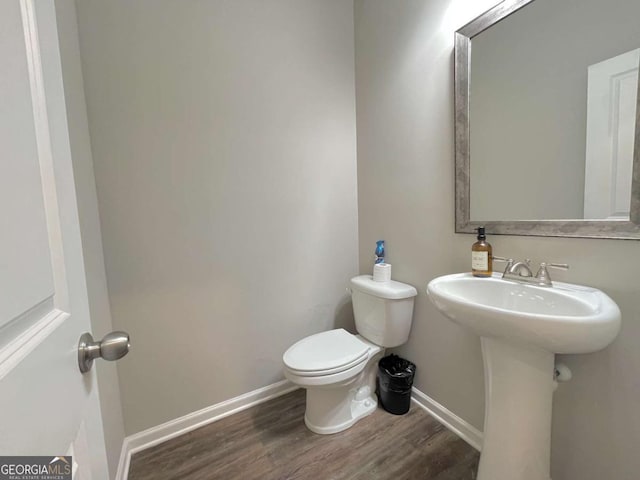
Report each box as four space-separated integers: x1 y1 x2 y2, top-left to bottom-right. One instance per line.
349 275 418 348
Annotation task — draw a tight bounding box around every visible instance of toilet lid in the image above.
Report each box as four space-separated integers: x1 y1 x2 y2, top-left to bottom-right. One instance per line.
283 329 370 375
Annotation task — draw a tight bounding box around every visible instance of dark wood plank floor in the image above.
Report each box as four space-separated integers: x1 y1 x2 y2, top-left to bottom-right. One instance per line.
129 389 479 480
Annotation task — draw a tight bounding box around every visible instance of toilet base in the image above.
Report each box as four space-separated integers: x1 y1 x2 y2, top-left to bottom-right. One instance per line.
302 344 384 434
304 389 378 434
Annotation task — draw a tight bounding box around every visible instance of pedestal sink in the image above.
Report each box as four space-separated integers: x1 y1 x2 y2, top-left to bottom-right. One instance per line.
427 273 621 480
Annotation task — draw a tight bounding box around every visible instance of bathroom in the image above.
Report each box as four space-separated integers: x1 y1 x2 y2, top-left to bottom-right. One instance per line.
2 0 639 479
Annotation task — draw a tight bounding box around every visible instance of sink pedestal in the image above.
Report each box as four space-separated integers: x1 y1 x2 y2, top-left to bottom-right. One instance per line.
478 337 554 480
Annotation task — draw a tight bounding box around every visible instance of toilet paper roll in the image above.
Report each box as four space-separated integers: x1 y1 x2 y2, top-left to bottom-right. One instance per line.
373 263 392 282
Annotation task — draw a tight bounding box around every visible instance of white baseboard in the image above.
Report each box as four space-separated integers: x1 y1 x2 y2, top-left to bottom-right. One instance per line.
115 379 298 480
411 387 483 452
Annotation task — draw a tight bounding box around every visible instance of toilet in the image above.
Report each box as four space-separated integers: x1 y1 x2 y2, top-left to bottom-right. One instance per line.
283 275 418 434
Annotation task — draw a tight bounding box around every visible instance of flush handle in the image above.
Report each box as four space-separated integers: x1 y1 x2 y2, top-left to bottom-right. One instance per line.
78 331 130 373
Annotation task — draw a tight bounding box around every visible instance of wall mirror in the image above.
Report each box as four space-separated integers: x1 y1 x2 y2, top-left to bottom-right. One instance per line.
455 0 640 239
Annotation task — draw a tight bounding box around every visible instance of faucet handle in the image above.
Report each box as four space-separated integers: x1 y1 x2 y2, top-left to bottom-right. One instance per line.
541 262 569 270
535 262 569 286
492 256 514 274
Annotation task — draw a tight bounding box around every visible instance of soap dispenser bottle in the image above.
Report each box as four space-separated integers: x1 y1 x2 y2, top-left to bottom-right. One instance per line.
471 227 492 277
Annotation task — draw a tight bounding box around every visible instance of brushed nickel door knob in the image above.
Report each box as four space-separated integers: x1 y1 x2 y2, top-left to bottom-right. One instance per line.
78 331 130 373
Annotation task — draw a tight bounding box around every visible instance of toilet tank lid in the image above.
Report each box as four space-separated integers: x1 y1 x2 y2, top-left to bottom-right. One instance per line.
350 275 418 300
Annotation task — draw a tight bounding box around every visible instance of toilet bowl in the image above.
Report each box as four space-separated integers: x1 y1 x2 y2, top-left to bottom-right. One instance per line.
283 328 384 434
283 275 417 434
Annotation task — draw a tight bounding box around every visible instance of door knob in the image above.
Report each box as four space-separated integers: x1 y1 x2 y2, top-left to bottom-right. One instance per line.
78 331 130 373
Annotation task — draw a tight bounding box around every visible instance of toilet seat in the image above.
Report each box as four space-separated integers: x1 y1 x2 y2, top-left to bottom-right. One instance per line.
283 329 370 377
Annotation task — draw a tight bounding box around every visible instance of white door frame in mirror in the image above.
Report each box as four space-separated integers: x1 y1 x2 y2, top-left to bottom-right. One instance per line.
584 49 639 220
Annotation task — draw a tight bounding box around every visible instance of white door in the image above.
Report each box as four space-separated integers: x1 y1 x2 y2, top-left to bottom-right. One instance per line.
0 1 108 478
584 48 639 220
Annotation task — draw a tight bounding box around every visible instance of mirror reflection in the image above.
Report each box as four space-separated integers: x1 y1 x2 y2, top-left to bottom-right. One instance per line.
468 0 639 222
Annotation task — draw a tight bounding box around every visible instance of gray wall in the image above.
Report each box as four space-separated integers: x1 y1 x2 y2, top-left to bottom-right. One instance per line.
55 1 125 477
470 0 640 221
355 1 640 479
75 0 359 434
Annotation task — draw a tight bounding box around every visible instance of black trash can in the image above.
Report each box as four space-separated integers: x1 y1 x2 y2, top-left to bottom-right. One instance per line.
377 354 416 415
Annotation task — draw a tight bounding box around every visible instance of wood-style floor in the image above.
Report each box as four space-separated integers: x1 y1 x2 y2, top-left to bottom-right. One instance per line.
128 389 479 480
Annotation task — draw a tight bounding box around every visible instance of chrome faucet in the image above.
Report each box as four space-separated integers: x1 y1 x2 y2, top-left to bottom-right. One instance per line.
508 259 533 278
493 256 569 287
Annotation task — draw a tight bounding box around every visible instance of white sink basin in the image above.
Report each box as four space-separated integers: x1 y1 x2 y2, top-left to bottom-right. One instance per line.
427 272 621 480
427 272 621 354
